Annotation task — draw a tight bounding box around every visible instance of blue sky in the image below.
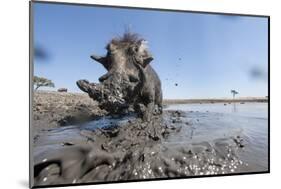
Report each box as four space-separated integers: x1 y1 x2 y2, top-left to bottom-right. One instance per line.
33 2 268 99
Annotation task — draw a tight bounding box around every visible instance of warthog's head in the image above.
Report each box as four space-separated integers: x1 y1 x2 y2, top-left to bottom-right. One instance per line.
77 33 153 113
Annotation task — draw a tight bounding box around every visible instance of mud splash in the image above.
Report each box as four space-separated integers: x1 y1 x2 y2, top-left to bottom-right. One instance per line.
33 110 247 186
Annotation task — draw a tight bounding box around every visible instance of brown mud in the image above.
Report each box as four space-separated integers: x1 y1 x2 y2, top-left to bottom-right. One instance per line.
32 91 106 132
32 92 248 186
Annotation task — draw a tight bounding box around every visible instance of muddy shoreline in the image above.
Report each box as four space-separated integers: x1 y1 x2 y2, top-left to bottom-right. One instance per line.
32 91 263 186
32 91 107 131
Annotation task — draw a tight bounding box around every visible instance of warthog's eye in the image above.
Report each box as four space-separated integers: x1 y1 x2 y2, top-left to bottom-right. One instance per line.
129 75 139 83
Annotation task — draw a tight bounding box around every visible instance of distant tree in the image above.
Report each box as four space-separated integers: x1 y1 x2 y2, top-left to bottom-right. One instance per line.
230 90 239 99
33 76 55 90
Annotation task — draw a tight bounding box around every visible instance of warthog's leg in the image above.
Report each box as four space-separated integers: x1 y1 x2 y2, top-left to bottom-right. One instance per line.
76 80 91 93
144 102 156 121
76 80 105 103
153 104 163 115
135 102 155 122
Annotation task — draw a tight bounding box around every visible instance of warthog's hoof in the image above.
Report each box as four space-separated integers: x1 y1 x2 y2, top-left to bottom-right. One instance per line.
76 80 91 93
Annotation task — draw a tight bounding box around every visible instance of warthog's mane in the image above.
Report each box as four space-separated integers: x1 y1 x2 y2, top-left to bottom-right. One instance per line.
106 32 145 49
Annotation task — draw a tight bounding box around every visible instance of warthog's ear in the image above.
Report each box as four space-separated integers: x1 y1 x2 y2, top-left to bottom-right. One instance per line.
133 40 153 68
141 52 153 68
90 54 110 70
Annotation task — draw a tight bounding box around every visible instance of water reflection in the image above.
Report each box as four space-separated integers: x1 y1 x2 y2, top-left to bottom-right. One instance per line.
232 103 237 113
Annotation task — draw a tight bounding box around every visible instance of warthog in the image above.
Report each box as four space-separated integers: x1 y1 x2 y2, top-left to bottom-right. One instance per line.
77 32 162 120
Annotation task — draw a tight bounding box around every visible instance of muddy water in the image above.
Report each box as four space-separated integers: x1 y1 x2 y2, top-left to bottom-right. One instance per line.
166 103 268 172
33 103 268 186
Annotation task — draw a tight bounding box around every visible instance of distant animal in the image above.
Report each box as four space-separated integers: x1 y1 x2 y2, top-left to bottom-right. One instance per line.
58 88 68 92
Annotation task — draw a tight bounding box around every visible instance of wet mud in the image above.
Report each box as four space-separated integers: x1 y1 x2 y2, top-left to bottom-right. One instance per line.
33 109 248 186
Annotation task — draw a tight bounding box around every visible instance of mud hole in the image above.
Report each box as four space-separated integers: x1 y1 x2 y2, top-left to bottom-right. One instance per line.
33 110 247 186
